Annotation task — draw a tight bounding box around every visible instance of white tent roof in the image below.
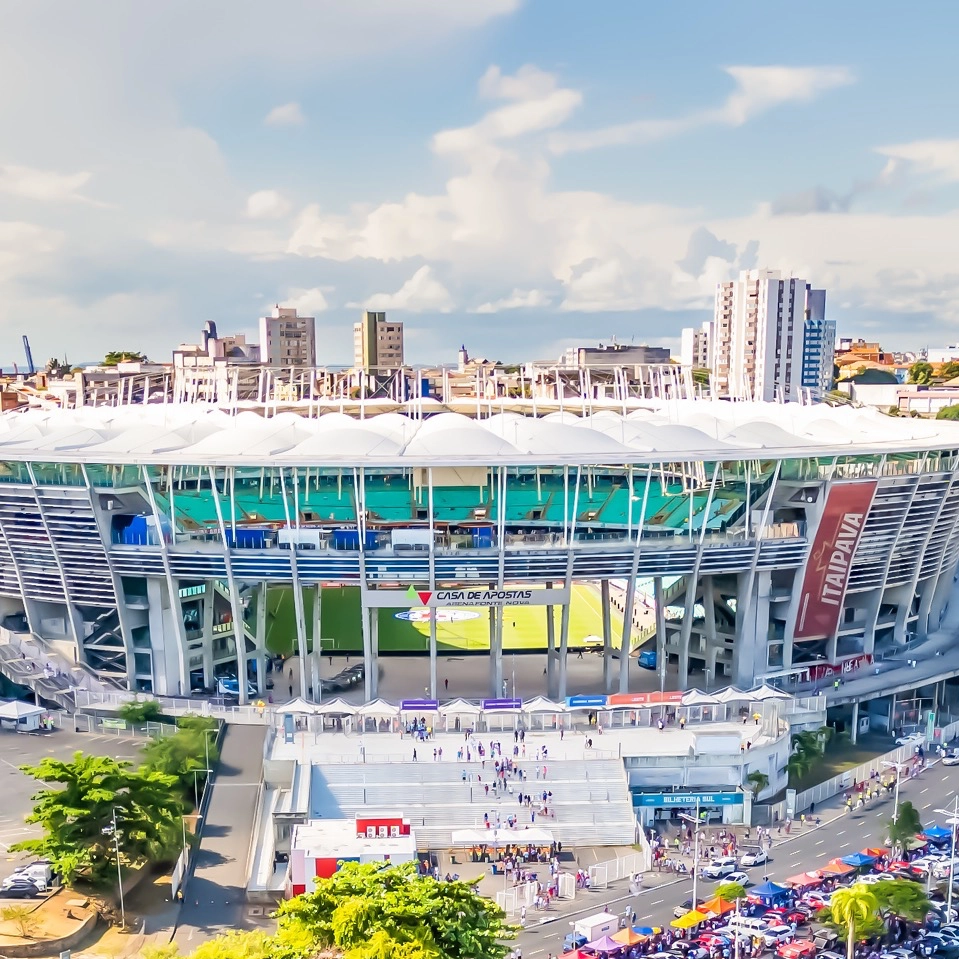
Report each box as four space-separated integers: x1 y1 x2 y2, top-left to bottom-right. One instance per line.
274 697 318 715
713 686 749 703
682 688 720 706
311 697 358 715
748 684 792 701
0 700 45 719
0 400 954 467
357 698 398 716
439 698 483 715
450 826 555 846
522 696 567 713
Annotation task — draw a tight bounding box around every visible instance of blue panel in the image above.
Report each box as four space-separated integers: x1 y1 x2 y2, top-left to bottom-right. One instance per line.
633 791 743 807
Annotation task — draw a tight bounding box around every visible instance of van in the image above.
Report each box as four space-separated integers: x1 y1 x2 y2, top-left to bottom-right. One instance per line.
727 916 770 936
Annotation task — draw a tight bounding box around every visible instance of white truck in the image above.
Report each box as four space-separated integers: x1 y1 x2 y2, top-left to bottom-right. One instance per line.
563 912 620 951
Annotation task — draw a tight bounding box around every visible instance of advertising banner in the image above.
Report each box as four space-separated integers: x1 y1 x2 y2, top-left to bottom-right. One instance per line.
633 791 743 807
607 691 683 707
363 586 571 608
482 698 523 710
806 653 872 682
793 480 878 640
400 699 438 711
566 695 608 709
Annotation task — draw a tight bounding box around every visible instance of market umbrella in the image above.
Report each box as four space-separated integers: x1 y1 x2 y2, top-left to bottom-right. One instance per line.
585 935 626 954
785 872 823 888
671 910 709 929
923 825 952 842
863 847 888 857
751 880 789 899
612 929 647 946
633 927 662 936
699 896 737 916
841 852 876 868
903 837 928 851
820 860 855 876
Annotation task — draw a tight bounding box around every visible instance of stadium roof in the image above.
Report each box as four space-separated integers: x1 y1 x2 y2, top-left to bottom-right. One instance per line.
0 401 955 467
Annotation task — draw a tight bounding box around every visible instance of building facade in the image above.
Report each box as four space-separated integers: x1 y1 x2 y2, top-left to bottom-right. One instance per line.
680 321 712 370
709 269 829 402
259 307 316 367
353 311 404 371
561 343 672 368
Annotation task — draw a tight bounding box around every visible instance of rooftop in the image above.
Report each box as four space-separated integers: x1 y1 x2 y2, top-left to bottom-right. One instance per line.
0 400 954 467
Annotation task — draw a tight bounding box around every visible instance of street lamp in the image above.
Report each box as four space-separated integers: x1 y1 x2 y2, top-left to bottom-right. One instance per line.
881 760 907 824
935 800 959 919
679 799 702 909
101 808 125 929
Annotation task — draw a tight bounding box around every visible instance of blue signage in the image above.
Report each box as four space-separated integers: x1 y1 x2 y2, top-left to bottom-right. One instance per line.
567 695 608 708
482 698 523 710
400 699 438 711
633 791 743 807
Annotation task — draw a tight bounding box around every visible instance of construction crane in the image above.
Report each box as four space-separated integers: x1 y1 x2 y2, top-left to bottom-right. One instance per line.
22 335 35 376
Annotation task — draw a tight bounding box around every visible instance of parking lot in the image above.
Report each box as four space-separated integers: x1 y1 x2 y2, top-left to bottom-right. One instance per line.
0 727 145 884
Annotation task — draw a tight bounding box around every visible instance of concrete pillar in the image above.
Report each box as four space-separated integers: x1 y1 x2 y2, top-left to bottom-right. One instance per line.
291 582 309 699
654 577 667 691
558 599 571 701
618 576 636 694
361 597 374 701
677 574 696 688
429 611 438 700
850 700 860 745
202 580 215 689
489 606 504 697
601 580 614 692
370 608 379 699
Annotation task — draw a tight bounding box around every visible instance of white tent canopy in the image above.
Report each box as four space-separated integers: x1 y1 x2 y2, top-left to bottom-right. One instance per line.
682 689 720 706
748 684 792 701
450 826 555 846
0 700 45 719
713 686 748 703
439 698 482 716
275 697 318 715
357 699 399 717
522 696 567 713
311 698 358 716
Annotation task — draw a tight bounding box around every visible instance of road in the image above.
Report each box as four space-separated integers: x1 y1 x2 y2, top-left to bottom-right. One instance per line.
514 759 959 958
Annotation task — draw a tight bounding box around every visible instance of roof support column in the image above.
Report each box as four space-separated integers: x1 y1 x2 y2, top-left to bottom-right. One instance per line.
557 466 581 701
620 468 652 694
427 467 437 700
279 467 308 700
601 579 613 692
545 582 557 699
355 467 376 702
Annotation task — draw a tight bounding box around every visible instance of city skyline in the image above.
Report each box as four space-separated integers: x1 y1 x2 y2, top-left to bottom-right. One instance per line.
1 1 958 366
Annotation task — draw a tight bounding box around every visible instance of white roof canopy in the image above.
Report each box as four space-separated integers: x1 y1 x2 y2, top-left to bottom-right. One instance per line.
275 697 318 715
0 700 45 719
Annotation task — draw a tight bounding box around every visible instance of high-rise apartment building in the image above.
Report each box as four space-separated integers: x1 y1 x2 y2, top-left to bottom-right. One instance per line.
680 321 712 369
704 269 831 402
353 311 404 371
258 307 317 367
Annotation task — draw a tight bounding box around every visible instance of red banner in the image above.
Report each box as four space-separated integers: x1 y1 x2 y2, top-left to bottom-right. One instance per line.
807 653 872 682
793 480 877 640
607 691 683 707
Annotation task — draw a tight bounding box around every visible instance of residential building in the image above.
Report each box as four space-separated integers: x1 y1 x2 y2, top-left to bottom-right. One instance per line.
928 346 959 364
680 321 712 369
353 311 404 371
560 341 671 368
258 307 316 367
709 269 830 402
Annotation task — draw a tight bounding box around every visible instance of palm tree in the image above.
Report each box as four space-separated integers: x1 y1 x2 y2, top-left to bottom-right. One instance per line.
745 771 769 797
831 884 879 959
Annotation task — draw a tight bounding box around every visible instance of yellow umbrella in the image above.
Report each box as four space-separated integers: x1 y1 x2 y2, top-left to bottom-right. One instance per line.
671 909 709 929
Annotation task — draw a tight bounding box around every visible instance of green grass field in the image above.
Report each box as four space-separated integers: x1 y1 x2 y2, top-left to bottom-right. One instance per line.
264 584 615 656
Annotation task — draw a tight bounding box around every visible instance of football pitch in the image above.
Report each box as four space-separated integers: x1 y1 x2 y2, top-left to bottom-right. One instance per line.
264 584 618 655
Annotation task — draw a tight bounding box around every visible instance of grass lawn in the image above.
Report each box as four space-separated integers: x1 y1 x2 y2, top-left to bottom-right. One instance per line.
265 584 612 656
788 733 893 793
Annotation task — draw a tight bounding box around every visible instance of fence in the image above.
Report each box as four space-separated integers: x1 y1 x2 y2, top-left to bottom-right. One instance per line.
73 714 181 738
588 852 645 890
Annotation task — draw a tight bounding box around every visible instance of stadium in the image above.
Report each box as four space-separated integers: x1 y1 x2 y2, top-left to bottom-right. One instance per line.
0 398 957 712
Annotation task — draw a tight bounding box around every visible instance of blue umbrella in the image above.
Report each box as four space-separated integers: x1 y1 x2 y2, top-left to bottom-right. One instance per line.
751 880 789 900
924 825 952 842
841 852 876 868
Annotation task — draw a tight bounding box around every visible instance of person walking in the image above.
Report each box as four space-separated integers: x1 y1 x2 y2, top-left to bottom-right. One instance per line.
413 748 417 762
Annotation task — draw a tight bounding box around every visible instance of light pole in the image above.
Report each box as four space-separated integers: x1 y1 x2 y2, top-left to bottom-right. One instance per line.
193 768 212 809
935 800 959 919
881 760 906 825
203 728 215 771
102 808 126 929
680 799 702 909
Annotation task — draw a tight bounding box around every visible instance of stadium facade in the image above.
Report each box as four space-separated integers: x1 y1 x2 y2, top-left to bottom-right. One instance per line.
0 399 958 705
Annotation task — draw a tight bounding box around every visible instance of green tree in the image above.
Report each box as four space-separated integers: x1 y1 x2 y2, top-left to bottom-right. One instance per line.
939 362 959 381
118 698 163 724
887 800 923 857
936 405 959 421
871 878 930 929
829 884 881 959
909 361 934 385
103 351 147 366
274 861 514 959
715 882 748 903
11 752 183 886
142 718 219 800
745 771 769 797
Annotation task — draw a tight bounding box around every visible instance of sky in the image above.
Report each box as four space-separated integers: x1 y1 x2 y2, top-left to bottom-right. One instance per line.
2 0 959 369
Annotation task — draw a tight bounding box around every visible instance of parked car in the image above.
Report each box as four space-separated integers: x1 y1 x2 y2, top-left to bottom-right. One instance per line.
776 941 816 959
669 943 708 959
740 848 769 867
0 881 40 898
725 871 751 886
942 754 959 767
763 925 796 947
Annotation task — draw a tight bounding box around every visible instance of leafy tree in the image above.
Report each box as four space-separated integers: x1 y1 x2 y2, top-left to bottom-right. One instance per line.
0 904 42 939
715 882 748 903
936 405 959 421
274 861 514 959
887 801 923 857
829 884 881 959
909 361 934 385
871 878 930 927
691 368 710 387
745 771 769 797
142 718 219 800
103 351 147 366
118 698 163 724
11 752 183 886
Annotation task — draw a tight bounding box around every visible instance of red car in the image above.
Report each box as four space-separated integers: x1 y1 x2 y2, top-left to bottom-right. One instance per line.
764 909 809 926
776 941 817 959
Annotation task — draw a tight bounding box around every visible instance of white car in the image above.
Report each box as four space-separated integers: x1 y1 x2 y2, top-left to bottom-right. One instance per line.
764 926 795 947
726 871 751 886
1 874 46 892
702 857 739 879
896 732 925 746
943 754 959 767
740 848 769 867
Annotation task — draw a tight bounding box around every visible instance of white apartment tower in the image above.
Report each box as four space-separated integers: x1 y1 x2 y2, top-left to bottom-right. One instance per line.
353 311 405 371
709 269 831 402
258 306 317 367
680 320 712 369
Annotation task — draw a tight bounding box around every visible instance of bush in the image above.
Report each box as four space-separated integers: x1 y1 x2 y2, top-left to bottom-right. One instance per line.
118 699 163 724
936 404 959 420
142 720 220 801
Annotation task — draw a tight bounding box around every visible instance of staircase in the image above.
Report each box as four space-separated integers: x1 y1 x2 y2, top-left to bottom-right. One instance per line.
309 757 636 849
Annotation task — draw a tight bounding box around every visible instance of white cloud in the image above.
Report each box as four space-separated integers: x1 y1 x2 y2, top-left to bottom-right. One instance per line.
282 286 332 314
0 220 64 280
357 265 453 312
549 65 854 154
245 189 292 219
0 164 95 203
473 288 551 313
875 139 959 184
264 102 306 127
